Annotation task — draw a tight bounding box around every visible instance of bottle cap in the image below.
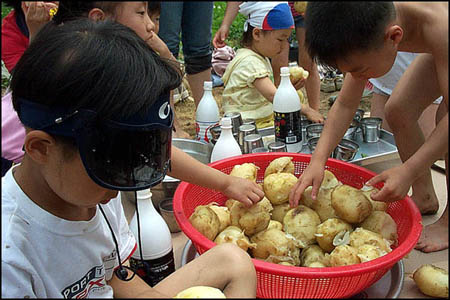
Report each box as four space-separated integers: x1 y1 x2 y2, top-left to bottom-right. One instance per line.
220 117 232 128
280 66 290 76
203 81 213 90
136 188 152 200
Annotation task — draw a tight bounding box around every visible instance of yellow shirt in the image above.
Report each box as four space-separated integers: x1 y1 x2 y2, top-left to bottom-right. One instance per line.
222 48 274 123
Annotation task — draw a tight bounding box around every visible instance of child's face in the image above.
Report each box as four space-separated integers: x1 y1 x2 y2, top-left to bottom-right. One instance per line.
45 143 119 208
253 28 292 58
149 11 160 35
114 2 155 42
335 46 397 80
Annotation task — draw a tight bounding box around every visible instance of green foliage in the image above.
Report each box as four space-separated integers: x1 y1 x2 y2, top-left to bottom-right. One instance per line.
2 2 12 20
212 2 246 49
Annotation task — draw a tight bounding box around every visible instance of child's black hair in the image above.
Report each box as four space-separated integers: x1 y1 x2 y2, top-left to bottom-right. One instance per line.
52 1 121 24
148 1 161 16
304 2 396 69
240 25 271 48
11 18 182 122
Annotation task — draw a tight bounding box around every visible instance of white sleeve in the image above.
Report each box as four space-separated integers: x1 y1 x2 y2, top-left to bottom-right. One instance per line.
1 262 38 298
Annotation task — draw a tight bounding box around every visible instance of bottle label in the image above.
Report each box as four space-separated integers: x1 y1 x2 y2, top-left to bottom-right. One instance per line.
196 121 218 143
129 250 175 287
274 110 302 145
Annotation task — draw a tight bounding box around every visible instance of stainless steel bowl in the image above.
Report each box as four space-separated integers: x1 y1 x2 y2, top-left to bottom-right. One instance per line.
334 139 359 161
306 123 324 139
307 136 321 153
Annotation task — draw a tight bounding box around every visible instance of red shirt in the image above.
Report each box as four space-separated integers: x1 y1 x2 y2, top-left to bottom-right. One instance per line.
2 10 29 73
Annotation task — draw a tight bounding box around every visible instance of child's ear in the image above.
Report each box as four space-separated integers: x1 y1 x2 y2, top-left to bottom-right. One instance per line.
23 131 56 164
88 8 106 22
385 24 403 47
252 27 263 41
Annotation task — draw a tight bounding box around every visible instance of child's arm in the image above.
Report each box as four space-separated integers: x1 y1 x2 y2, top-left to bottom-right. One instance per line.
252 77 277 102
167 146 265 206
289 73 366 207
22 2 58 42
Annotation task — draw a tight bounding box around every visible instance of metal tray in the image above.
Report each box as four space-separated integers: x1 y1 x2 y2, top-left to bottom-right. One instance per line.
180 239 404 299
258 127 399 167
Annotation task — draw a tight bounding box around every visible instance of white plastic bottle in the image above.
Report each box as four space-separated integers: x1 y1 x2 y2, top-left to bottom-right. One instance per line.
129 189 175 286
195 81 220 143
273 66 303 153
210 117 242 162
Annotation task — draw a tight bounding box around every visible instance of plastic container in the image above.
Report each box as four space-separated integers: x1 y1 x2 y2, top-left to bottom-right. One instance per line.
195 81 220 143
129 189 175 286
173 153 422 298
273 67 302 153
210 117 242 162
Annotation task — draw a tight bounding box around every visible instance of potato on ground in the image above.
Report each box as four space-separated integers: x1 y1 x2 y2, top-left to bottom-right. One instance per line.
214 225 256 252
315 218 353 253
175 286 226 299
264 172 298 205
360 211 398 245
413 264 448 298
264 156 295 178
189 205 221 241
229 162 258 182
283 205 321 248
331 184 373 224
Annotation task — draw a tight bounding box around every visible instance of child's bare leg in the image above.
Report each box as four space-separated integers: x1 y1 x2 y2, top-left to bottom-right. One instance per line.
301 105 324 123
154 243 257 297
415 99 448 253
385 54 441 214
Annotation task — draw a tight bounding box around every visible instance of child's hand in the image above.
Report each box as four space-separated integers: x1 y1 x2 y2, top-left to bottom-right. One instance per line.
365 165 415 203
301 106 325 123
222 176 265 207
290 77 306 90
22 2 58 41
289 161 325 207
147 34 176 61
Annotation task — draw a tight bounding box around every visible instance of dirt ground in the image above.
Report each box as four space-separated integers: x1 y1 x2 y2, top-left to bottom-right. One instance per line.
174 84 373 138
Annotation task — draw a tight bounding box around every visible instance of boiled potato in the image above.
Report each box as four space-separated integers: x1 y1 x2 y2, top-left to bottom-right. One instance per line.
413 264 448 298
315 218 353 253
308 261 327 268
361 185 388 211
329 245 360 267
331 184 373 224
293 1 307 14
311 188 339 222
349 227 392 254
299 186 315 208
208 204 231 232
267 219 283 231
250 228 300 265
360 211 398 245
321 170 340 189
228 197 273 236
297 89 306 105
290 66 309 81
214 226 256 252
301 245 330 267
265 251 300 266
271 203 291 223
175 286 226 298
283 205 321 248
229 162 258 182
357 244 387 263
264 172 298 205
189 205 221 241
264 156 295 178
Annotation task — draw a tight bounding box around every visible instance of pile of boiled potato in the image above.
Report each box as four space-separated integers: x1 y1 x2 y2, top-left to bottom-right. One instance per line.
189 156 398 268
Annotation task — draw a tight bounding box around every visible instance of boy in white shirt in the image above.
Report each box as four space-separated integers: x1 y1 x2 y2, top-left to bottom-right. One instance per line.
2 18 259 298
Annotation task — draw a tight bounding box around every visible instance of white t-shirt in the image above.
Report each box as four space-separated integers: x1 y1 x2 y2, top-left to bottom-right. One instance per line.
1 166 136 298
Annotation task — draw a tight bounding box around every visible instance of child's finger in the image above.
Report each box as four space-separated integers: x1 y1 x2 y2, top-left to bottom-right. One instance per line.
366 173 385 186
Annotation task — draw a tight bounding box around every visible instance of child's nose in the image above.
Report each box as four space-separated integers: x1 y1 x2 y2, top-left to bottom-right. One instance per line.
146 15 155 32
